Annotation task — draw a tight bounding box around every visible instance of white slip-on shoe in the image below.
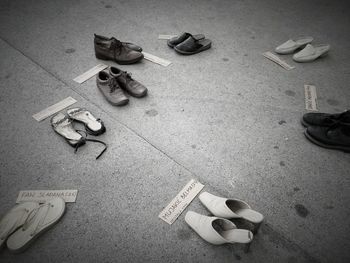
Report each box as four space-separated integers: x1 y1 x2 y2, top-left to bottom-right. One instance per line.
275 37 313 54
199 192 264 225
0 202 39 249
7 197 66 253
185 211 253 245
293 44 330 62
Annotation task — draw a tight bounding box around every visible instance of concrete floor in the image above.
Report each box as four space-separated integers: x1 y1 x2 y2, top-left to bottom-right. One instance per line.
0 0 349 262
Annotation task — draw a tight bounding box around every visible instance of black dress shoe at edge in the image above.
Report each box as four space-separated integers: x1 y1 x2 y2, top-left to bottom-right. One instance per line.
301 110 350 127
304 122 350 152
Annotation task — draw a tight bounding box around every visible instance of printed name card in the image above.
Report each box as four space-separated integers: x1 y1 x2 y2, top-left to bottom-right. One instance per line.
16 190 78 203
159 179 204 225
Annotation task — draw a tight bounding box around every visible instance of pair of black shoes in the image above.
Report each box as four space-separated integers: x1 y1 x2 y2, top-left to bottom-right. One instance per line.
167 32 212 55
302 110 350 152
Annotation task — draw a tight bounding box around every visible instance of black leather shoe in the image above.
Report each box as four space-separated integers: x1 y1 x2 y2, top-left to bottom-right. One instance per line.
174 34 212 55
94 34 143 64
304 122 350 152
167 33 205 48
301 110 350 127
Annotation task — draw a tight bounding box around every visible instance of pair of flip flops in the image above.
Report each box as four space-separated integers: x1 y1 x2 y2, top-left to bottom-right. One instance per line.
185 192 264 248
275 37 330 62
0 198 65 253
51 108 107 159
167 32 212 55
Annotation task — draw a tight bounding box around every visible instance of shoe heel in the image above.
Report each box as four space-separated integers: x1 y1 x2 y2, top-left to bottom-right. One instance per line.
252 222 262 235
244 242 251 253
95 52 110 60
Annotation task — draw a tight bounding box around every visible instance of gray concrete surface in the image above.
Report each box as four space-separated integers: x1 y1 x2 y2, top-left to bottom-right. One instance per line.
0 0 349 262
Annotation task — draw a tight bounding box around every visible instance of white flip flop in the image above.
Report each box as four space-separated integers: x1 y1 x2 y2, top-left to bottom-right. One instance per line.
0 202 39 249
6 198 65 253
275 37 313 54
185 211 253 245
293 44 330 62
199 192 264 224
66 108 106 136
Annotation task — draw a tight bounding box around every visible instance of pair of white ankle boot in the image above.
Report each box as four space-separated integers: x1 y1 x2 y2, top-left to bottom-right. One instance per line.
185 192 264 246
0 198 65 253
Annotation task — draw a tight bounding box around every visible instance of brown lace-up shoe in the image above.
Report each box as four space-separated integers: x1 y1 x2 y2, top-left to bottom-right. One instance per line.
96 70 129 106
94 34 143 64
109 66 148 98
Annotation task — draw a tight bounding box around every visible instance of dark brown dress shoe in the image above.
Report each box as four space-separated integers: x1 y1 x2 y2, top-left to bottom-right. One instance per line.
96 70 129 106
94 34 143 64
109 66 148 98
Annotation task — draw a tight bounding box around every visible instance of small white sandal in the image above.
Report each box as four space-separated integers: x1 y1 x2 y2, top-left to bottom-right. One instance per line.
0 202 39 249
7 198 66 253
67 108 106 136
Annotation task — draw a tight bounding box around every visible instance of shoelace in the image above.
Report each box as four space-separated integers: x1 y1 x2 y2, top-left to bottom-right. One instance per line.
75 130 107 160
326 121 350 136
0 209 28 240
108 77 120 92
21 203 52 237
111 38 124 57
324 110 350 124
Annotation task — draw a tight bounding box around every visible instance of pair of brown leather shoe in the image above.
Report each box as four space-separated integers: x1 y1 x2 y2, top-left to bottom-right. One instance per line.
96 66 147 106
94 34 143 64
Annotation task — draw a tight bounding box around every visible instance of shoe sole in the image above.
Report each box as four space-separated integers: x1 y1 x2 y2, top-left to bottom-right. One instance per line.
174 42 211 55
95 54 144 65
304 129 350 153
300 118 309 127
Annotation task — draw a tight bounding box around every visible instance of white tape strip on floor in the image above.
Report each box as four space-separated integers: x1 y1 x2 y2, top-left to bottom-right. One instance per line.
32 96 77 122
159 179 204 225
16 190 78 203
158 34 177 40
73 64 108 84
142 52 172 67
263 51 295 70
304 84 318 111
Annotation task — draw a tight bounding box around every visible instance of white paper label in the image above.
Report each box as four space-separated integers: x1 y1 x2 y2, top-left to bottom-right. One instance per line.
304 84 318 111
73 64 108 84
158 34 177 40
263 51 295 70
159 179 204 225
32 96 77 122
142 52 172 67
16 190 78 203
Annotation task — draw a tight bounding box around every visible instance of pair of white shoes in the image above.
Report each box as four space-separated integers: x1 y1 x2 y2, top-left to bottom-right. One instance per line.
185 192 264 246
0 198 65 253
275 37 330 62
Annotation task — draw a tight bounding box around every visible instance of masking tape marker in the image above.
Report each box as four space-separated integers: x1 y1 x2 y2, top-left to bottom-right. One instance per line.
142 52 172 67
32 96 77 122
304 84 318 111
73 64 108 84
158 34 177 40
263 51 295 70
16 190 78 203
